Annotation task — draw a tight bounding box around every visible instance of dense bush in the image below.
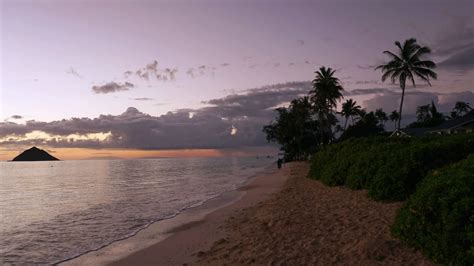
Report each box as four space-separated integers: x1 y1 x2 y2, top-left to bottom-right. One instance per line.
310 137 380 186
308 134 474 201
392 155 474 264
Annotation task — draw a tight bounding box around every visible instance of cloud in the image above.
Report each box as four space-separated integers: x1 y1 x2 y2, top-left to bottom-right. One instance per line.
66 67 83 79
297 40 305 46
362 89 474 125
1 82 311 150
92 82 134 94
131 97 154 101
11 115 23 119
186 65 215 78
356 64 376 70
355 80 379 85
344 88 396 96
220 63 230 67
438 47 474 72
125 60 178 81
433 15 474 56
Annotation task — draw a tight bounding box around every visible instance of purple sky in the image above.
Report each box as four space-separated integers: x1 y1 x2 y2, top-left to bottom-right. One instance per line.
0 0 473 157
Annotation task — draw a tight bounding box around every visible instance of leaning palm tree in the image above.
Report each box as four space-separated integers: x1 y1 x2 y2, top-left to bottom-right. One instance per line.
453 101 472 117
340 99 361 130
375 38 437 135
309 66 344 145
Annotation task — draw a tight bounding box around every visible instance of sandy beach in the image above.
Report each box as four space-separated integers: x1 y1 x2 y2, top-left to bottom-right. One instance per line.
66 162 430 265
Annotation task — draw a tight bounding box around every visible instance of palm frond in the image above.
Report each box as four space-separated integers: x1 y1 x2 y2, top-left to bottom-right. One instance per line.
413 60 436 68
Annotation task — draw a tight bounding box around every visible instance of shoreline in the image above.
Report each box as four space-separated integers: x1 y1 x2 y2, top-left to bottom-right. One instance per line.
63 163 286 265
64 162 430 265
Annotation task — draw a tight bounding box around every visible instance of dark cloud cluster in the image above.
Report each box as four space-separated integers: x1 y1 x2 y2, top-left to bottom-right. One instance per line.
6 78 472 149
438 47 474 72
11 115 23 119
434 15 474 72
433 15 474 56
361 88 474 120
1 82 311 150
92 82 134 94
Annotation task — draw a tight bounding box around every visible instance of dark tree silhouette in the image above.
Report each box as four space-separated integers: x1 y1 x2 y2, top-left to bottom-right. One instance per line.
375 108 388 128
389 110 400 130
309 67 344 144
408 101 445 128
376 38 437 135
453 101 472 117
340 99 361 130
340 110 385 140
263 97 320 161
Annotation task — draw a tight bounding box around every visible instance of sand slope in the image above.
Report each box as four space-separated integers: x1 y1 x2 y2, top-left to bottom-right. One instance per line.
197 162 431 265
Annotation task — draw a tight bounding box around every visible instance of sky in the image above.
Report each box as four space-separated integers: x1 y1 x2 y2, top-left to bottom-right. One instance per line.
0 0 473 160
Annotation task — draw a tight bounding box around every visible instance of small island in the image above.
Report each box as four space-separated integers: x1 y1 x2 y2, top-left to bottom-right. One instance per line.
11 147 59 161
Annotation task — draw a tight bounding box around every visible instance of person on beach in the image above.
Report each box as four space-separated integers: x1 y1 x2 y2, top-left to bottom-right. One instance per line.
277 158 283 169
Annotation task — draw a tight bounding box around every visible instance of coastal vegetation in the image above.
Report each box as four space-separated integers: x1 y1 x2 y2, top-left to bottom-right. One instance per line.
264 38 473 264
392 155 474 264
308 134 474 200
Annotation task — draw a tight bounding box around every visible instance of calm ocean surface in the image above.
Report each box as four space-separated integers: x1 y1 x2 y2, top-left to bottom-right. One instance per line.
0 157 273 264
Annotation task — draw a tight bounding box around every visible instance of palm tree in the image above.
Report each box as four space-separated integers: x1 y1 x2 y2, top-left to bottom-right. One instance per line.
375 108 388 127
309 66 344 145
453 101 472 117
340 99 361 130
389 110 400 131
375 38 437 135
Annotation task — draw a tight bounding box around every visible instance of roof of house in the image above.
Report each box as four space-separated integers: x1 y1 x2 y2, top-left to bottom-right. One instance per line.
401 112 474 136
429 112 474 131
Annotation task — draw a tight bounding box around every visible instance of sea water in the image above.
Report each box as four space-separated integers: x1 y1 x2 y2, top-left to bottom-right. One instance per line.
0 157 273 264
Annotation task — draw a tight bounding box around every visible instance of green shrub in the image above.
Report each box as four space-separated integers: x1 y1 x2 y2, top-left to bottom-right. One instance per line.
392 155 474 264
309 137 388 186
308 134 474 201
369 135 474 201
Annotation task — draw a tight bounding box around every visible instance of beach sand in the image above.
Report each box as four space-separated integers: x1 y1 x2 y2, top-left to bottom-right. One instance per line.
67 162 431 265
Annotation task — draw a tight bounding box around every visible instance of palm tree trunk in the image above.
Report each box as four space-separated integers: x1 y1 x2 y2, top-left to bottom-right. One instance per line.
344 117 348 130
397 80 406 131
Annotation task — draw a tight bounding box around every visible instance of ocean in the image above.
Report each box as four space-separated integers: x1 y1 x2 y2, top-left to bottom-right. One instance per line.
0 157 273 264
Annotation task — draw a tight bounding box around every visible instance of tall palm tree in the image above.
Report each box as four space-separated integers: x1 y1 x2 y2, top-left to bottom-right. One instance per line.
453 101 472 117
340 99 361 130
375 38 437 135
389 110 400 131
309 66 344 144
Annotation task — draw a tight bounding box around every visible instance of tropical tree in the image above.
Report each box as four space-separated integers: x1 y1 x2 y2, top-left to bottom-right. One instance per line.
375 108 388 127
340 110 385 140
408 101 445 128
340 99 361 130
309 66 344 144
416 104 432 122
389 110 400 130
375 38 437 134
263 97 320 161
453 101 472 117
